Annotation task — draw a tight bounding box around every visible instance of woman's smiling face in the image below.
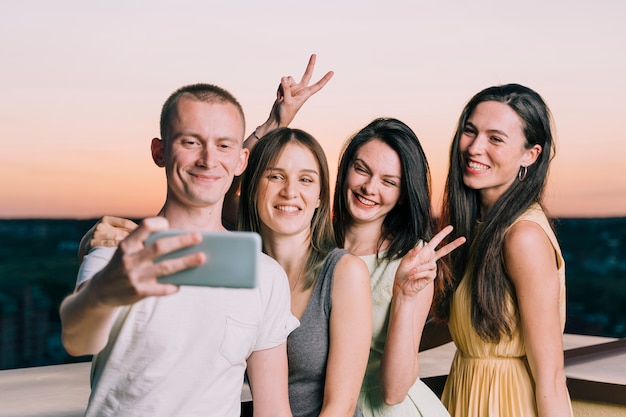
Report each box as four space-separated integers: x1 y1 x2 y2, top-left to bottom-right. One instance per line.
460 100 541 210
344 138 402 228
256 142 321 239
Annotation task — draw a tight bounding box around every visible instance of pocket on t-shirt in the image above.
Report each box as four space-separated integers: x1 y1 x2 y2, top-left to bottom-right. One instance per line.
219 316 258 365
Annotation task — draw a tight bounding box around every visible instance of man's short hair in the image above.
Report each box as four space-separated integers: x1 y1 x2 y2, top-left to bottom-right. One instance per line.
159 83 246 141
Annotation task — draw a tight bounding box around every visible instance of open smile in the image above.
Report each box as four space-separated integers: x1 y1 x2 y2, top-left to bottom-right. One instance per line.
275 205 301 213
465 159 490 173
354 193 376 207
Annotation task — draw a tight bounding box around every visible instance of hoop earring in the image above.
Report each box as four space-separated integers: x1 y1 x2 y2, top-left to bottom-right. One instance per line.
518 165 528 182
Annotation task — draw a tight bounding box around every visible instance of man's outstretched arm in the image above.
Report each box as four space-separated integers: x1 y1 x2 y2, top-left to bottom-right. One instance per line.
60 217 204 356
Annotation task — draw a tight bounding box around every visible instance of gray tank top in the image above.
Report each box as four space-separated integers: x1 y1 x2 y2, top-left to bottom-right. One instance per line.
287 248 361 417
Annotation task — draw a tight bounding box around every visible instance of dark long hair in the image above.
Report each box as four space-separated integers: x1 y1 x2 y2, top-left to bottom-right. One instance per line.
238 128 335 289
435 84 556 342
333 118 433 261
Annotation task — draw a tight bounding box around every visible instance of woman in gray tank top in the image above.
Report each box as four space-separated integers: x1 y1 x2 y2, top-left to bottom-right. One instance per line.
238 128 372 417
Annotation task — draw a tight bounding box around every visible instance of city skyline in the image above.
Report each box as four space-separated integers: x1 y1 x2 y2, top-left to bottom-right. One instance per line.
1 1 625 219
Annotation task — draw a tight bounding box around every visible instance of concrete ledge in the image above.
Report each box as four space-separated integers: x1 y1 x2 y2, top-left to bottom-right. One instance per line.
1 334 624 417
0 362 90 417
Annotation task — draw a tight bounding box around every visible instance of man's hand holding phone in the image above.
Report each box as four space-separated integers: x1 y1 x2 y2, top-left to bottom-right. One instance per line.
146 230 260 289
88 217 205 307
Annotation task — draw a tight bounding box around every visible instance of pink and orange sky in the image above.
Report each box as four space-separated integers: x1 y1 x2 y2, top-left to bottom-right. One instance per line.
1 1 625 219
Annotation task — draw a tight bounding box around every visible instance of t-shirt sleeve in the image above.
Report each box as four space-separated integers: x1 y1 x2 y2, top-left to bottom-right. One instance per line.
254 256 299 351
75 246 117 289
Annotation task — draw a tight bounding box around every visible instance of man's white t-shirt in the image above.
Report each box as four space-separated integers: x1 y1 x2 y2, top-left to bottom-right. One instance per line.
77 246 298 417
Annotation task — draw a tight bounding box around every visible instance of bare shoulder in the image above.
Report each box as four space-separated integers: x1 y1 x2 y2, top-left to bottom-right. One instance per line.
331 252 370 300
504 220 552 257
334 252 369 281
331 252 371 313
504 220 557 288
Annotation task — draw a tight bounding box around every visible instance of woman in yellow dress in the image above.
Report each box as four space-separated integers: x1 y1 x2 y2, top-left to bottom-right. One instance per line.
434 84 573 417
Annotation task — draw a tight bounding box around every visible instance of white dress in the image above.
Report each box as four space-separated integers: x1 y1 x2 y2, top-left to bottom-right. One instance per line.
357 252 450 417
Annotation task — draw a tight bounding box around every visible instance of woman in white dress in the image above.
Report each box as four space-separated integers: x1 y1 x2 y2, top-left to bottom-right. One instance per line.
332 118 465 417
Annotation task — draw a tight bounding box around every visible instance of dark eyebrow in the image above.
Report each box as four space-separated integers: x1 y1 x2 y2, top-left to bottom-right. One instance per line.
355 158 400 180
354 158 371 170
465 121 509 138
487 129 509 138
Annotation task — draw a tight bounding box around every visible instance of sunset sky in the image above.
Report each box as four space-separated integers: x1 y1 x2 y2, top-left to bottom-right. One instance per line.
1 0 625 219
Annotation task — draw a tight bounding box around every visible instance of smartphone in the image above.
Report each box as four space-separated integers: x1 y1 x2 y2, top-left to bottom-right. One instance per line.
145 230 261 288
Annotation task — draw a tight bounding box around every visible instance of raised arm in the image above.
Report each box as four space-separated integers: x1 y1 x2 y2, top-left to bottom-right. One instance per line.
223 54 333 227
321 254 372 417
60 217 204 356
505 221 572 417
248 54 334 146
380 226 466 404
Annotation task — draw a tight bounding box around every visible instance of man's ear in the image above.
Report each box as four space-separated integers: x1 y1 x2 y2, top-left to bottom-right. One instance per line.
151 138 165 167
235 148 249 176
